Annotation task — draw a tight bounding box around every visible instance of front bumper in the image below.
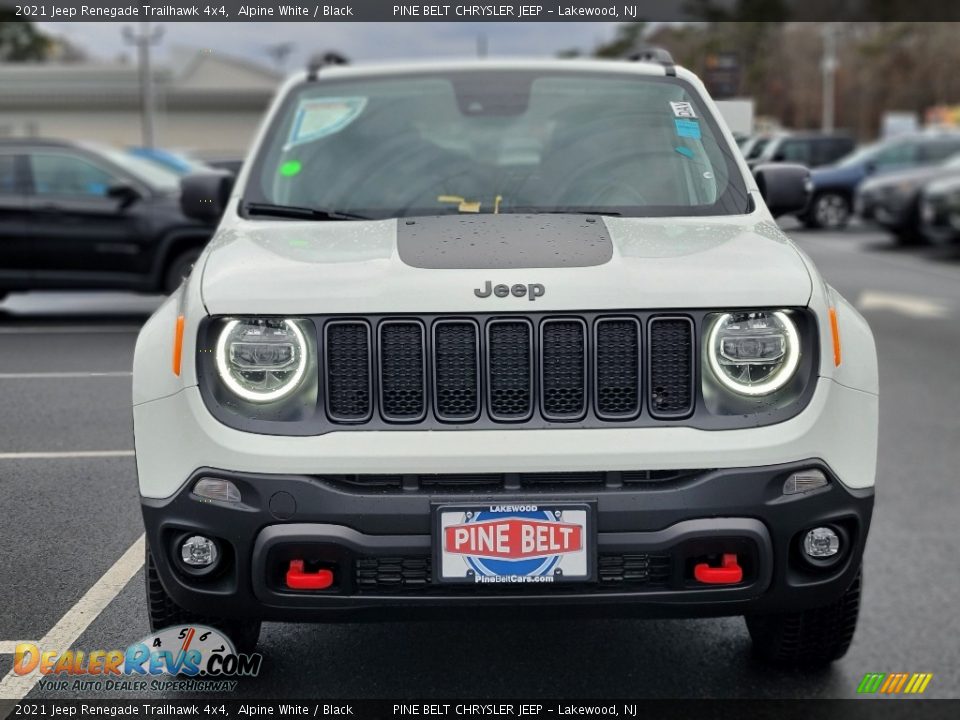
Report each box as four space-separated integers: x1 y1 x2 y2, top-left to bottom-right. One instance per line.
134 378 878 498
142 461 873 622
857 191 915 229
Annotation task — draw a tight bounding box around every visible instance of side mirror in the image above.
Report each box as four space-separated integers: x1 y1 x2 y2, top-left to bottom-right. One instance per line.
107 182 141 209
753 163 810 217
180 170 235 224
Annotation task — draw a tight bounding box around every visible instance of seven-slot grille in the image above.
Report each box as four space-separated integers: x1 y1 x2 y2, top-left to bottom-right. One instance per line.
320 315 694 425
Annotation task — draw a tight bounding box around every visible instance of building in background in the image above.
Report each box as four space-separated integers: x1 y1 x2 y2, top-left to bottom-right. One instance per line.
0 48 280 156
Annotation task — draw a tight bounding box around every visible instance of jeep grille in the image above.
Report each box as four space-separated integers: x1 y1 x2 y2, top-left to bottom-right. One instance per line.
320 314 694 425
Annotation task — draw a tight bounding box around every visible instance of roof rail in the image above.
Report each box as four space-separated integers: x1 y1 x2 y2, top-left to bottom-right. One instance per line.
627 46 676 76
307 51 349 80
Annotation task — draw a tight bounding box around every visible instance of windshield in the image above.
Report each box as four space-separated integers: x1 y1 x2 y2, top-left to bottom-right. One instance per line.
243 70 750 219
92 145 182 192
745 136 770 160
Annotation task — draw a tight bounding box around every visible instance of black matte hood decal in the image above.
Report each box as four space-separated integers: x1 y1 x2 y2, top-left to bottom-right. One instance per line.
397 214 614 269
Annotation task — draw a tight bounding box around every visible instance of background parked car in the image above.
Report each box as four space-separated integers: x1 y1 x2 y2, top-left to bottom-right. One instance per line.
856 153 960 245
747 132 855 169
0 138 219 302
127 146 213 176
737 133 772 164
919 173 960 245
799 131 960 230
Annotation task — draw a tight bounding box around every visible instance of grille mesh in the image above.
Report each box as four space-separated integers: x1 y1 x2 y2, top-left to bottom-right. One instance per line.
354 554 674 593
595 318 640 418
325 322 371 420
598 553 672 586
379 322 425 421
314 314 697 425
433 321 479 420
541 320 587 419
487 320 533 420
648 318 694 417
356 557 431 591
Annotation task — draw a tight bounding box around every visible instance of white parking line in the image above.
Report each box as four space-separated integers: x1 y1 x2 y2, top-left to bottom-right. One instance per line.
0 642 34 655
0 372 132 380
857 290 951 319
0 450 134 460
0 534 146 701
0 326 140 334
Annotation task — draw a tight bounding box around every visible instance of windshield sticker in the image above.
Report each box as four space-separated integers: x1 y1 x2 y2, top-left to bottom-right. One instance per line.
670 101 697 118
674 118 702 140
285 97 367 149
279 160 303 177
675 146 695 159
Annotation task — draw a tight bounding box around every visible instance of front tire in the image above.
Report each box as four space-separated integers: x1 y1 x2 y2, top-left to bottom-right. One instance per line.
745 567 862 667
145 544 261 653
804 192 851 230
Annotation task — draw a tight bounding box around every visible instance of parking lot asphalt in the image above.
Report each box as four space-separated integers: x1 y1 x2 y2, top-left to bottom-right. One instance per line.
0 225 958 701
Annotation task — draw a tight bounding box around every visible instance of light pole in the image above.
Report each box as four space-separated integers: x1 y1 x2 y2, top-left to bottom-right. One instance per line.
123 22 164 149
821 23 838 133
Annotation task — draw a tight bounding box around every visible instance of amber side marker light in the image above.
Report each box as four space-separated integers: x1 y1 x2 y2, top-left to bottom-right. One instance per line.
173 315 185 376
828 307 842 367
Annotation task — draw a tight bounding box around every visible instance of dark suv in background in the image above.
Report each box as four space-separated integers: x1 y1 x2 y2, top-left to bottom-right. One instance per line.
746 132 854 170
0 139 217 303
855 153 960 245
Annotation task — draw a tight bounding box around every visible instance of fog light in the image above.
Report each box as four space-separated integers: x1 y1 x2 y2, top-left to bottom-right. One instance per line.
803 527 840 558
783 469 828 495
180 535 219 567
193 477 241 503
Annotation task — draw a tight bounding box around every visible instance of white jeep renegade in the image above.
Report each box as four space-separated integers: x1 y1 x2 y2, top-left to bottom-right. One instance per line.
133 56 878 666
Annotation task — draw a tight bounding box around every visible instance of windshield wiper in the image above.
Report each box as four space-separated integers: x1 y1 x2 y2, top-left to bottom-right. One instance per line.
244 202 369 221
504 209 623 217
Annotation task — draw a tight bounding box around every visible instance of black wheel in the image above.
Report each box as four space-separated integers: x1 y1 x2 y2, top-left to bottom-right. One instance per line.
805 192 851 230
145 543 261 653
163 248 202 295
745 567 861 667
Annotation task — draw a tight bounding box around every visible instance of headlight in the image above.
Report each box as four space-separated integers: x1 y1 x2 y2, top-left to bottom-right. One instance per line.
215 318 308 402
707 311 800 396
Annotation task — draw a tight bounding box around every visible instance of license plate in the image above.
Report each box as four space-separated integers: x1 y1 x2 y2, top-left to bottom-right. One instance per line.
434 503 593 584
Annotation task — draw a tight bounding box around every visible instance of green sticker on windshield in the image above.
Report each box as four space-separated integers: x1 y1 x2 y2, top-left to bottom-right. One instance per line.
285 97 367 150
279 160 302 177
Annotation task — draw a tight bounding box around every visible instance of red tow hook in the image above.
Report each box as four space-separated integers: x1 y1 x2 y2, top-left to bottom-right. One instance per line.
694 553 743 585
285 560 334 590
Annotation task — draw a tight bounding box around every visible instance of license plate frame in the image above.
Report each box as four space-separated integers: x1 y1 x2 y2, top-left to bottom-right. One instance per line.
433 502 595 585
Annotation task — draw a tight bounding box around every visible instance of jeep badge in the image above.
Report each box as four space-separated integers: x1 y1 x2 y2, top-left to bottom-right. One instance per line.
474 281 545 301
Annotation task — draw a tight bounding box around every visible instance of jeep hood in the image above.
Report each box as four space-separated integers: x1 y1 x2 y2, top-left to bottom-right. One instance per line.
200 214 813 315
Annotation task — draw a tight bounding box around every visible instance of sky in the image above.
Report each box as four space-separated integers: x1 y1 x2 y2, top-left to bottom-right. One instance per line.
38 22 628 70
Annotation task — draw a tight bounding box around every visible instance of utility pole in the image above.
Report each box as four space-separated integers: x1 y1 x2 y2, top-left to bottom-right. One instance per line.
476 33 488 59
821 23 838 133
123 22 164 149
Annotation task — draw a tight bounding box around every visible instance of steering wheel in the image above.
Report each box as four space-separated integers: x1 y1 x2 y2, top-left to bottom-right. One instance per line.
549 150 690 208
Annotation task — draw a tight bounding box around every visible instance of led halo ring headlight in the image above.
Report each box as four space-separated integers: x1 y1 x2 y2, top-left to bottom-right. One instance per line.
707 310 800 396
215 318 308 402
